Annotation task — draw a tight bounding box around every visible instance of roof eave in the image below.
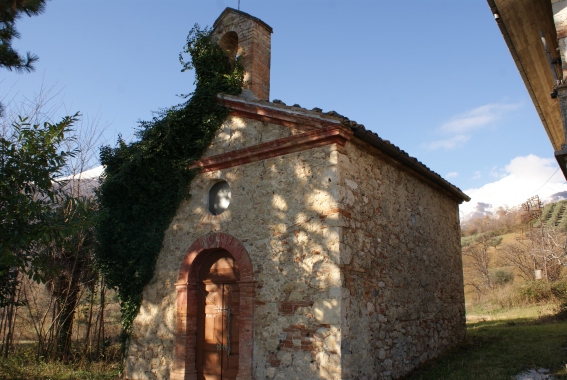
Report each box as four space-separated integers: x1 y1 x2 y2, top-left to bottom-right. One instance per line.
220 94 470 203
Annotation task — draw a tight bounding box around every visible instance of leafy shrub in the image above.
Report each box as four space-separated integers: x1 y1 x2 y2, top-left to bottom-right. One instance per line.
490 270 513 287
516 280 567 304
461 232 502 248
474 280 567 310
550 280 567 299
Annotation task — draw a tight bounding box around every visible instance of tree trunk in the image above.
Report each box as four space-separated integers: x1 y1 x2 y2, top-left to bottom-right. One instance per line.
55 254 84 362
6 286 21 359
96 280 105 358
82 281 95 361
3 302 13 358
0 305 6 355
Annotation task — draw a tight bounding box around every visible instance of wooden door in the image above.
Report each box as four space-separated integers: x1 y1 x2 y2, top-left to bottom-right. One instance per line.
196 251 240 380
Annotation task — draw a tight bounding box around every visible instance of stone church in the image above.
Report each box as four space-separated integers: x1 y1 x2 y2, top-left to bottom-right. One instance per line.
125 8 470 380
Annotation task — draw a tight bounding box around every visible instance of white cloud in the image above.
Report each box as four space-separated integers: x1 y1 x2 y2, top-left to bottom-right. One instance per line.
472 171 481 180
426 102 520 150
424 134 469 150
490 165 506 178
505 155 556 180
440 103 520 134
446 172 458 178
460 154 567 221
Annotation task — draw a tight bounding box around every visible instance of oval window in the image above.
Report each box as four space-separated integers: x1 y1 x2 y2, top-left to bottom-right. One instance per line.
209 181 231 215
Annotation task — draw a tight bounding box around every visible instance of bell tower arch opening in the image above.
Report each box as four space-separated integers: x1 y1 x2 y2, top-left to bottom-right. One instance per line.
219 31 239 61
212 7 273 101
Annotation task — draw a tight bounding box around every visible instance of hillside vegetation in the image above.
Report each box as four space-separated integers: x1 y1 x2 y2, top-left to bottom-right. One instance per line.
535 200 567 229
406 198 567 379
461 198 567 307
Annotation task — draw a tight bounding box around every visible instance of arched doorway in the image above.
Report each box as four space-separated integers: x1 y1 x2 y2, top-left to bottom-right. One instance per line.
173 233 254 380
196 251 240 380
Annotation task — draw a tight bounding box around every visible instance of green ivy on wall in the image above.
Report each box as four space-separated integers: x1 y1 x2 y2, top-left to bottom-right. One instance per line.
95 25 243 344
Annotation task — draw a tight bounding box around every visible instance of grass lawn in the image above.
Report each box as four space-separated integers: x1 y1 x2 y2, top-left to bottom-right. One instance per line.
406 316 567 379
0 349 120 380
466 303 559 323
2 307 566 379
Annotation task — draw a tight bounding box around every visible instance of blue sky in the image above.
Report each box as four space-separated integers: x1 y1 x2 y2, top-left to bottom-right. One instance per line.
2 0 561 198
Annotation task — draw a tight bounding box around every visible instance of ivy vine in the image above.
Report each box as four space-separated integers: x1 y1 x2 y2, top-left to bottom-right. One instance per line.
95 25 243 343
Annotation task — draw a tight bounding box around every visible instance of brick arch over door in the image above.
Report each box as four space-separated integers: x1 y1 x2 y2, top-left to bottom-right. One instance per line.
172 233 254 380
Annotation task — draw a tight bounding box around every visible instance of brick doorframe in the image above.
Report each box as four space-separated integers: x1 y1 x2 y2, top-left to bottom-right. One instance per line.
172 232 254 380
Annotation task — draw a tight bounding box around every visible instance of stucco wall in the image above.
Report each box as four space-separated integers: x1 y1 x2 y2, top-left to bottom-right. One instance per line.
337 140 466 380
125 115 346 379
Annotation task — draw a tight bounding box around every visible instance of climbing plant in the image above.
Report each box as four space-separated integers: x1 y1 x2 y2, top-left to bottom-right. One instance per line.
95 25 243 342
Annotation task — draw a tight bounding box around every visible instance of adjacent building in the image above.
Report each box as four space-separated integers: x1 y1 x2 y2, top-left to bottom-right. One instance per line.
488 0 567 179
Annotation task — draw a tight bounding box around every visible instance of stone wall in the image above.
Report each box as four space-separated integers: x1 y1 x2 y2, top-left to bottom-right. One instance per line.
337 140 466 380
124 110 466 380
125 114 347 379
203 116 301 158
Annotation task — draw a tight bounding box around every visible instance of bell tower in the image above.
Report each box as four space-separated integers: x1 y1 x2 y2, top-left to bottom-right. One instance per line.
212 8 273 101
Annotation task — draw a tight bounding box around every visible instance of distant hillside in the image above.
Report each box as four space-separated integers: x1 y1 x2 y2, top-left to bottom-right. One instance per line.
534 200 567 229
461 198 567 303
461 198 567 238
56 165 103 198
460 190 567 223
